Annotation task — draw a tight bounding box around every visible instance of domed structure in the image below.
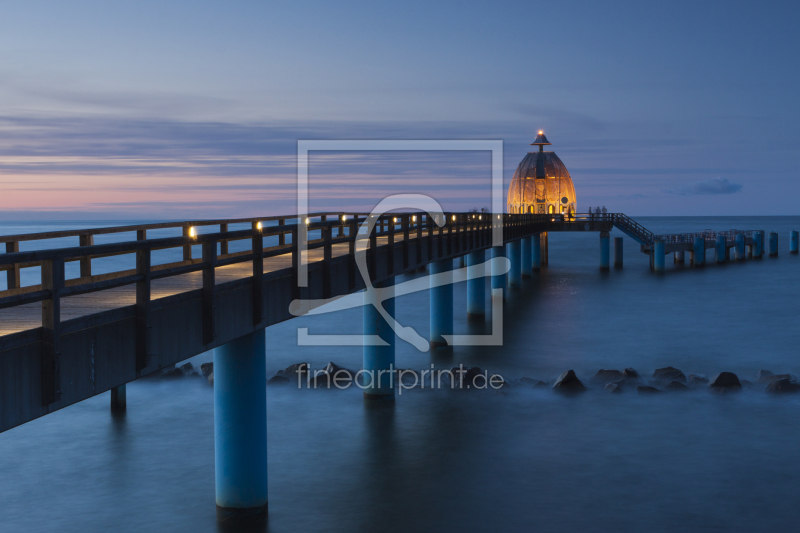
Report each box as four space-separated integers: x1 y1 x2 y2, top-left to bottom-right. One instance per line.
507 132 576 216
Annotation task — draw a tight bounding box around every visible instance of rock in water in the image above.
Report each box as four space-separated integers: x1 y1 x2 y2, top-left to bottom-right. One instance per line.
268 375 290 386
200 362 214 379
604 382 622 394
708 372 742 392
207 372 214 387
591 369 625 385
637 385 661 394
765 378 800 393
324 362 356 380
652 367 687 384
180 362 200 377
552 370 587 393
687 374 708 387
279 363 309 378
755 369 775 383
161 367 184 379
665 381 688 391
623 368 640 380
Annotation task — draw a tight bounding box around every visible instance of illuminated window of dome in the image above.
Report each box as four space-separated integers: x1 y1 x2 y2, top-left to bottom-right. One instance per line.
507 132 576 217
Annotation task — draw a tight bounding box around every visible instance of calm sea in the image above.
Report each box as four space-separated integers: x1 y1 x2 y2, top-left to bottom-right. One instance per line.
1 216 799 532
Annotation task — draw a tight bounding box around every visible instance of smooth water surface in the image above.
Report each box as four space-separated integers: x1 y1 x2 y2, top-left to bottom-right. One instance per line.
1 216 799 532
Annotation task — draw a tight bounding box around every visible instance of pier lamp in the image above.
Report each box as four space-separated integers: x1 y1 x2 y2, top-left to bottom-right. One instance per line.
189 226 197 238
341 215 347 222
452 215 456 221
393 217 398 223
412 215 416 222
304 217 310 225
256 221 262 231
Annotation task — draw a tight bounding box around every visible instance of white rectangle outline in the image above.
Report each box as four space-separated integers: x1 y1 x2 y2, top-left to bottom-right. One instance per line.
296 140 504 287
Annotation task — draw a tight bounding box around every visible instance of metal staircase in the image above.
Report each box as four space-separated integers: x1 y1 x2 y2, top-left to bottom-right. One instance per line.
609 213 654 246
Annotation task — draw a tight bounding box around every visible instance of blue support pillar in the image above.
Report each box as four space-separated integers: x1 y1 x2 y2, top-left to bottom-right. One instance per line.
674 250 685 264
508 240 521 288
753 231 763 258
214 330 268 523
735 234 745 261
363 278 395 398
491 246 506 292
110 385 126 413
532 234 541 272
654 240 665 272
430 260 453 350
769 232 778 256
521 236 532 278
693 237 705 266
613 237 623 268
715 235 727 263
790 230 799 254
466 251 485 320
599 231 610 270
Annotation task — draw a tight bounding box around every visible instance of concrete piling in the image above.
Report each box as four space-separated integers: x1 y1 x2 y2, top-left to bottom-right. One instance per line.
715 236 726 263
110 385 126 413
613 237 623 268
466 251 485 320
521 236 532 278
674 250 685 264
693 237 705 266
532 234 541 272
735 234 745 261
790 230 799 254
491 246 506 293
364 278 396 397
653 240 665 272
430 260 453 350
508 240 522 288
769 232 778 256
753 231 763 258
599 231 610 270
214 330 268 523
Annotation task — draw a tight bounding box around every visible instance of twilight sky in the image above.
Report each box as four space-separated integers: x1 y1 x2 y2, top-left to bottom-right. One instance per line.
0 0 798 219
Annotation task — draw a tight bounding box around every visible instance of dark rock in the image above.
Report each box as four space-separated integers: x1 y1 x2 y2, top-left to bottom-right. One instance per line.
740 379 755 389
200 362 214 379
180 363 200 378
552 370 587 393
324 362 356 380
161 367 184 379
652 367 687 384
708 372 742 392
604 382 622 393
279 363 309 378
451 367 489 389
623 367 641 380
758 373 797 384
207 372 214 387
687 374 708 387
268 375 290 386
637 385 661 394
590 369 625 385
766 378 800 393
755 369 775 383
665 380 688 391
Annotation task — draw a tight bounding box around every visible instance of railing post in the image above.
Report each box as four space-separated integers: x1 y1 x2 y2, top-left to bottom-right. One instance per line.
415 215 423 266
323 224 332 299
279 219 286 246
41 258 64 405
402 215 410 269
348 218 358 291
135 231 150 371
202 238 217 345
252 224 263 325
291 227 300 301
368 217 378 281
220 223 229 255
79 234 94 278
5 241 20 290
387 216 395 276
183 225 193 261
